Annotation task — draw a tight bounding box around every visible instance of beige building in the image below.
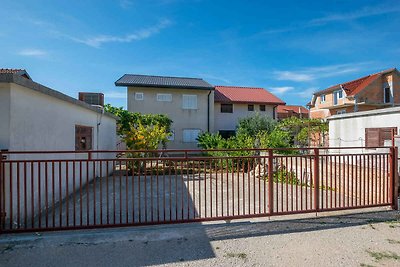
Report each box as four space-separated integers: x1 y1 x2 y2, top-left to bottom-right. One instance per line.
309 68 400 119
115 74 215 149
214 86 285 137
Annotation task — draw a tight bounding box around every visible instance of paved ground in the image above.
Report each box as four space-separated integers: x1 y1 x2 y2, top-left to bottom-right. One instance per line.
1 207 400 267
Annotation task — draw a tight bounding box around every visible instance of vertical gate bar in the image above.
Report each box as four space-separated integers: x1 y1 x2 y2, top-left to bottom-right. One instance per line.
163 159 166 221
112 160 116 224
0 152 2 231
9 163 13 230
16 162 20 229
60 161 64 227
227 158 230 217
24 162 27 228
52 162 56 228
150 159 153 222
86 160 90 226
247 159 250 215
132 159 136 223
174 160 178 221
379 155 382 204
38 162 42 228
73 161 76 226
305 156 308 210
187 156 190 221
313 148 320 212
180 159 184 220
126 159 129 224
268 150 274 215
338 155 341 208
367 155 370 205
45 162 48 228
196 159 199 219
285 156 288 212
290 156 293 212
295 156 298 211
66 161 69 227
373 155 376 205
119 159 123 224
204 159 207 218
99 160 103 225
320 156 323 210
300 153 304 211
351 155 354 207
258 155 261 214
106 160 109 224
210 159 213 218
363 155 366 206
391 147 399 210
242 159 245 215
157 158 160 222
92 159 96 226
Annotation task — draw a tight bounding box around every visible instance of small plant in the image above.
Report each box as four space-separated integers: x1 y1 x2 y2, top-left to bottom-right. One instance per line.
225 252 247 260
366 250 400 261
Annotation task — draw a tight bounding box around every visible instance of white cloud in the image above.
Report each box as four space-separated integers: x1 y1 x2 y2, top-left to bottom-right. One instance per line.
119 0 133 9
310 5 400 25
104 91 127 99
295 87 319 98
17 48 47 57
273 62 371 82
270 86 294 94
72 19 171 48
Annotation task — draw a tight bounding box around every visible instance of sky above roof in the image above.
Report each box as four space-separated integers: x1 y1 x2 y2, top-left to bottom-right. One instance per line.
1 0 399 108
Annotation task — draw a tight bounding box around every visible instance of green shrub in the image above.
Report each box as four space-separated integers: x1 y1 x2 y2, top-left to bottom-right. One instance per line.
236 113 277 137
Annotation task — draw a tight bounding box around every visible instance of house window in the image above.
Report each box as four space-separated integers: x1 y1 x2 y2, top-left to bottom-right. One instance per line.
182 95 197 109
183 129 201 143
384 87 391 103
167 130 175 141
333 90 343 105
157 93 172 102
221 103 233 113
336 109 346 115
75 125 93 151
134 92 144 101
365 127 397 148
259 105 266 112
248 104 254 111
219 130 236 139
320 94 326 103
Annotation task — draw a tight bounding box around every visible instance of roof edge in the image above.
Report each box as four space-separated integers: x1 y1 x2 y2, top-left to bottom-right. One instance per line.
0 73 118 120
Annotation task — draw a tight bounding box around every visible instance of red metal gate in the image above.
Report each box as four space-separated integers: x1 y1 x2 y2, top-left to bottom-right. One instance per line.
0 147 398 233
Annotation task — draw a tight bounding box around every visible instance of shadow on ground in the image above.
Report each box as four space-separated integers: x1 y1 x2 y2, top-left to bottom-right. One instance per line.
1 209 399 267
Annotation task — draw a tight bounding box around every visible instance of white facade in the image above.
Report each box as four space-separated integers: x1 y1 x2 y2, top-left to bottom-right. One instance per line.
214 103 275 133
328 107 400 153
0 74 117 227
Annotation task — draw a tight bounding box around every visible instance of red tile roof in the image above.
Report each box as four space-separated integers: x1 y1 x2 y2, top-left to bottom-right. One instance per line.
277 105 309 114
314 68 397 97
214 86 285 105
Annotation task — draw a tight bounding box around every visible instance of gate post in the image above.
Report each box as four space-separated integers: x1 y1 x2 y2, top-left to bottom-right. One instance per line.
313 148 320 212
391 147 399 210
268 149 274 215
0 151 3 232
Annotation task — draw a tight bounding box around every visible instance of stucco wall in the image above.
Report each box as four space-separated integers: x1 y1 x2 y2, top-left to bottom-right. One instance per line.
127 86 214 149
0 83 10 149
328 107 400 153
214 103 275 132
1 82 117 228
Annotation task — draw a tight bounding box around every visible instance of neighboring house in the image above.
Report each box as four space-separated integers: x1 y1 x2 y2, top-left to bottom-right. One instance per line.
214 86 285 137
328 107 400 153
115 74 215 149
0 68 117 227
0 69 117 152
309 68 400 119
277 105 309 120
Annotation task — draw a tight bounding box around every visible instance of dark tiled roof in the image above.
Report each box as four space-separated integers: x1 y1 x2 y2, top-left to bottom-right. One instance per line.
0 68 31 80
115 74 214 90
214 86 285 105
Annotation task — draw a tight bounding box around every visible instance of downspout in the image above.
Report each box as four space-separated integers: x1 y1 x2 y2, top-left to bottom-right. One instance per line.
207 90 211 132
273 105 277 120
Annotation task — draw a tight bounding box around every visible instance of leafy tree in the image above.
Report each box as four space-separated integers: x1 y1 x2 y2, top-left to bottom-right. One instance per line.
236 113 277 136
124 122 170 151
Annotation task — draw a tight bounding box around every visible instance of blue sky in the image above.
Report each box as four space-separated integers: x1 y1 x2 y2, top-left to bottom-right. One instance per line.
1 0 399 108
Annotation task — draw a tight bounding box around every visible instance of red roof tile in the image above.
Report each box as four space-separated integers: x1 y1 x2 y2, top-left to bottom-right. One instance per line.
314 68 396 97
214 86 285 104
277 105 309 114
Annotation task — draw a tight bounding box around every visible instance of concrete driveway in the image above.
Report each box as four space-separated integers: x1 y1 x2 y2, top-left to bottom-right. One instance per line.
1 208 400 267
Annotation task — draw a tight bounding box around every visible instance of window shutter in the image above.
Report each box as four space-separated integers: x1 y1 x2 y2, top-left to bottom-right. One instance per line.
365 128 379 147
379 127 396 146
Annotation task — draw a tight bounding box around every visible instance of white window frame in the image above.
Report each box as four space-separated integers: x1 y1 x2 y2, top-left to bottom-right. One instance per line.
336 109 346 115
384 86 392 104
182 94 197 110
333 90 343 105
156 93 172 102
182 129 201 143
320 94 326 103
134 92 144 101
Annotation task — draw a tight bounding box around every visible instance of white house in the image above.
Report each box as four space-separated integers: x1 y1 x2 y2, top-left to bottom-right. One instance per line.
0 69 117 153
214 85 285 137
0 69 118 228
328 107 400 153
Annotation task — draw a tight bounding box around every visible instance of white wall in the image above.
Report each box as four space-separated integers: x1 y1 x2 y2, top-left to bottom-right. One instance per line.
214 103 275 132
0 83 10 149
1 82 117 229
328 107 400 153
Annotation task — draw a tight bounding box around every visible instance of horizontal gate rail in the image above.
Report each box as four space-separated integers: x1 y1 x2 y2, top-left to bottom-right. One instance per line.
0 146 398 233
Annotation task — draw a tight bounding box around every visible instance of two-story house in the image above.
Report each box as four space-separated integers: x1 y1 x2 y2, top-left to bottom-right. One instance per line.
309 68 400 119
115 74 215 149
214 85 285 138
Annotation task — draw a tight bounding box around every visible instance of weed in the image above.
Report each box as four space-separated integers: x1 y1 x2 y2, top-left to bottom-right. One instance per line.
366 250 400 261
387 239 400 244
225 252 248 260
360 263 375 267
